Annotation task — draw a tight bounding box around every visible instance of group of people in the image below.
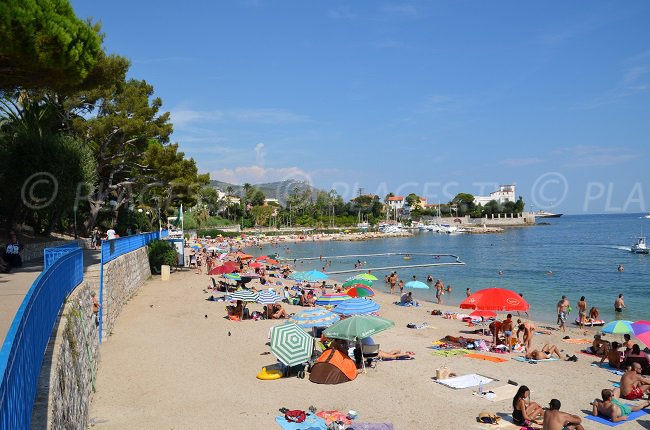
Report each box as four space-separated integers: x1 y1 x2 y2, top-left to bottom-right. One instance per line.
557 294 626 332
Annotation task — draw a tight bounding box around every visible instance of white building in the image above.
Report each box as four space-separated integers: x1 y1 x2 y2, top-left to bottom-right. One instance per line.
474 185 516 206
386 196 404 211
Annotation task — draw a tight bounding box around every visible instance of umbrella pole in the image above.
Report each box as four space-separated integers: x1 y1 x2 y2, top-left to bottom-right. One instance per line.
358 339 367 374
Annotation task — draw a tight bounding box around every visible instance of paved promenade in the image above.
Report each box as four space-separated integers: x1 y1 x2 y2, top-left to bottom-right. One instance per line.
0 248 101 345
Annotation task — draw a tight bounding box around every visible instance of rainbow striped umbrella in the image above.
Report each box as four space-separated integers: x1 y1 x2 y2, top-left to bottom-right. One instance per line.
345 286 375 298
314 293 350 306
601 320 633 335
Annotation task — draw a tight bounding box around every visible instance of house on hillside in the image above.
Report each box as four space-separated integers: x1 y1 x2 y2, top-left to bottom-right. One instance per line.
386 196 404 211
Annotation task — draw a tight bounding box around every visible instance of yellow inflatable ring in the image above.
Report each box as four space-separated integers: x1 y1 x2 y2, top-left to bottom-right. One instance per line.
257 367 283 380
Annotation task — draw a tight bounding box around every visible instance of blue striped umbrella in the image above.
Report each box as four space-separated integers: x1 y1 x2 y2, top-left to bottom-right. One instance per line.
227 290 259 302
332 298 380 316
256 290 282 305
405 281 429 289
314 293 350 306
288 307 340 329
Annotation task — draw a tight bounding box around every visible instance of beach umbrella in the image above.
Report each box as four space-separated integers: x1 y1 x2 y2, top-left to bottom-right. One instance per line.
314 293 350 306
255 255 268 261
301 270 329 282
404 281 429 289
345 286 375 298
353 273 378 281
237 252 254 260
288 308 340 329
469 310 497 318
224 273 241 281
270 323 313 367
191 245 200 250
209 261 239 275
288 271 306 280
227 289 259 302
266 259 279 265
257 289 282 305
332 298 380 316
601 320 634 335
323 315 395 342
459 288 529 312
249 262 263 269
632 321 650 347
342 279 372 288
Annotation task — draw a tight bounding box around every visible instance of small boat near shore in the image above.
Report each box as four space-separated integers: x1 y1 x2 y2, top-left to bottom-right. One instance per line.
631 237 649 254
574 318 605 327
643 213 650 219
535 210 563 218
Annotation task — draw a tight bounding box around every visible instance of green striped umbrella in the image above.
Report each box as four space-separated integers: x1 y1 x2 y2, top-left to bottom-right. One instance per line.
342 278 372 288
601 320 633 334
353 273 378 281
270 323 313 367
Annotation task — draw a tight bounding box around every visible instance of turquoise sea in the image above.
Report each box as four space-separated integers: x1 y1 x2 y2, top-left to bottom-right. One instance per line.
258 214 650 324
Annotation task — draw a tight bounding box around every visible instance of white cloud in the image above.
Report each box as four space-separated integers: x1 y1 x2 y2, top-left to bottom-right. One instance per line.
170 108 308 127
623 66 649 85
559 146 637 167
380 3 420 19
499 158 545 167
211 166 312 185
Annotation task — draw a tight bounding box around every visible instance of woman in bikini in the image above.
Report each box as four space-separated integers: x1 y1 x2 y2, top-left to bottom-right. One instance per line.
512 385 543 426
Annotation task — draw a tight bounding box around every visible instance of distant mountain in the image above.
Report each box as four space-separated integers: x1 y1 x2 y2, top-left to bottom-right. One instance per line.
209 179 322 205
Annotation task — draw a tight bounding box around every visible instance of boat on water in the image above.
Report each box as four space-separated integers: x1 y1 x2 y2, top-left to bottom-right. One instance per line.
631 237 649 254
535 210 563 218
643 213 650 219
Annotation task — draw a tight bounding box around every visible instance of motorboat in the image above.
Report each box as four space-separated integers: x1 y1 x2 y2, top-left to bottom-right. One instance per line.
631 237 649 254
643 213 650 219
535 210 563 218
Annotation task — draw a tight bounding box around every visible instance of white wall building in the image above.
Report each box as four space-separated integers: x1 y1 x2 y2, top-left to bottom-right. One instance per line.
474 185 516 206
386 196 404 211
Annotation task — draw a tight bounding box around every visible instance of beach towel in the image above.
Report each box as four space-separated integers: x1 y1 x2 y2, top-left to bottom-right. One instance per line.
590 363 625 375
430 349 472 357
562 338 592 344
275 414 327 430
436 373 495 389
512 356 559 363
473 383 519 402
347 424 394 430
465 353 508 363
584 408 648 426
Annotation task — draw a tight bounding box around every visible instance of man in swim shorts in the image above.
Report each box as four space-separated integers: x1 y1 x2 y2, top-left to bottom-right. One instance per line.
501 314 514 352
556 295 569 333
592 389 650 422
543 399 584 430
618 363 650 400
615 294 625 313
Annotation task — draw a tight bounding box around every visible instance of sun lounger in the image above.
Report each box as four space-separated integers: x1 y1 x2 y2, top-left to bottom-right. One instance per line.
436 373 495 389
512 356 559 363
584 408 648 426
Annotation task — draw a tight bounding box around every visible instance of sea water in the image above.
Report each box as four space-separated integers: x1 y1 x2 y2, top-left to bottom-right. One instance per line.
258 214 650 324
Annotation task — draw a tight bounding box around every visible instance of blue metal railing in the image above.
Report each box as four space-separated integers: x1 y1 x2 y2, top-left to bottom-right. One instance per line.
98 231 168 342
43 241 79 270
0 246 83 430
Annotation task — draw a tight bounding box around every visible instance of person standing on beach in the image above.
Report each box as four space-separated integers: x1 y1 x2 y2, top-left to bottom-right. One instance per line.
398 280 404 295
557 296 569 333
389 272 397 294
466 288 471 297
435 279 444 304
577 296 587 329
615 294 626 313
502 314 514 352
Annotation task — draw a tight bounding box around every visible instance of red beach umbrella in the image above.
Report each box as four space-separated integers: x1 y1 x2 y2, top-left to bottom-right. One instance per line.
255 255 268 261
249 262 263 269
469 310 497 318
460 288 529 312
208 261 239 275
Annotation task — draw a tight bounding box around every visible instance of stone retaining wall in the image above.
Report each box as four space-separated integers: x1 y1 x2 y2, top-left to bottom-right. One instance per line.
21 240 85 264
31 284 99 430
102 246 151 339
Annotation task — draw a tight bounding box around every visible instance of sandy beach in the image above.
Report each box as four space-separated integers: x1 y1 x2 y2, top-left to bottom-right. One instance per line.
88 267 647 429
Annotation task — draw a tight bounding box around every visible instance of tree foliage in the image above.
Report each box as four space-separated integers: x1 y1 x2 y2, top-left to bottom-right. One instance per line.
0 0 104 92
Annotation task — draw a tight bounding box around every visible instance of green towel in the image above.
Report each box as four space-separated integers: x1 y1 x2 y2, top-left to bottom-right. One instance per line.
431 349 472 357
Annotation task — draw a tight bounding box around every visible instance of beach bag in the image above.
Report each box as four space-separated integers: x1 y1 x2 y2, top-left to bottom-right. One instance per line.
285 410 306 423
431 309 442 315
436 366 450 379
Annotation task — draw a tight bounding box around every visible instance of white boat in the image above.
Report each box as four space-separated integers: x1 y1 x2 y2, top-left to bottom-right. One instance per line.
643 213 650 219
378 223 405 233
631 237 649 254
535 210 563 218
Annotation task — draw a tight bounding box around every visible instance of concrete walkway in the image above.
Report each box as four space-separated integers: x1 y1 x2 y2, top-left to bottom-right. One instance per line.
0 248 101 345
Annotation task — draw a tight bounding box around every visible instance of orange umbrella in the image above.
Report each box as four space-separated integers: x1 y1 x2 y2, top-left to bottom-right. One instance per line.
460 288 529 312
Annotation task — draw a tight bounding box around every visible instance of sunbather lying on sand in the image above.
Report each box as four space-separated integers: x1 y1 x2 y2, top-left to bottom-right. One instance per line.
379 350 415 360
592 389 650 422
525 344 562 360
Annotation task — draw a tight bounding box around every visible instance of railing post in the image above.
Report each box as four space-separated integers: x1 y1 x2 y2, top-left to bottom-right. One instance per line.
99 243 104 344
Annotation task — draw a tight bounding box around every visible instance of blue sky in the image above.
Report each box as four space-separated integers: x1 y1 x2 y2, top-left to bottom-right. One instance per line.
71 1 650 213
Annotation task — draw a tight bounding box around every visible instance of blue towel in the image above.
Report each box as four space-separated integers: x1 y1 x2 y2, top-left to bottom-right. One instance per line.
275 414 327 430
584 409 647 426
512 356 559 363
